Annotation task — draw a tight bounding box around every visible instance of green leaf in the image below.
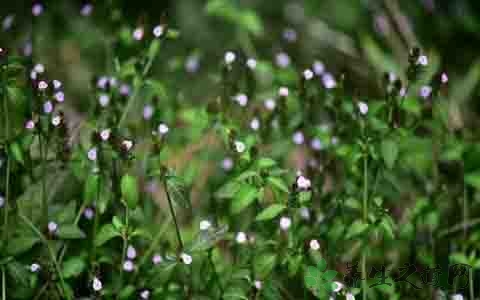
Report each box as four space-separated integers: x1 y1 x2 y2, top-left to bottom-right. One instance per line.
255 204 286 221
317 258 327 272
95 224 121 246
321 270 337 281
57 225 86 239
215 181 242 199
465 171 480 189
188 225 229 252
231 184 260 214
346 220 369 239
6 236 40 255
6 261 29 286
165 174 190 209
121 174 139 209
381 139 398 169
62 257 86 278
254 253 277 277
266 177 289 193
9 142 25 165
255 157 277 169
84 174 99 204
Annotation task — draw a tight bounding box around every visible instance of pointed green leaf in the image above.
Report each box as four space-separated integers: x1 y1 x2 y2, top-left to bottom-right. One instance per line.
121 174 139 209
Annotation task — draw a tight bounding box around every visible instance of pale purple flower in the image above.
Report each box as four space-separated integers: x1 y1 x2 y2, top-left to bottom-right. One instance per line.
399 87 407 97
98 94 110 107
358 101 369 115
299 207 310 220
292 131 304 145
279 216 292 231
0 195 4 208
92 277 102 291
140 290 150 299
126 245 137 260
108 77 117 87
296 175 311 189
80 3 93 16
224 51 236 64
34 64 45 74
374 14 390 36
30 70 38 80
388 72 396 83
87 148 97 161
100 129 111 141
264 99 276 111
51 115 61 127
312 61 325 75
133 27 144 41
122 140 133 151
158 123 169 135
250 118 260 131
441 72 448 84
30 263 41 273
52 79 62 89
185 56 200 73
221 157 234 171
278 87 289 97
97 76 108 89
152 254 163 265
322 73 337 89
346 292 355 300
143 105 154 120
48 221 58 234
310 138 324 151
123 260 134 272
275 52 290 68
25 120 36 130
43 101 53 114
84 207 94 220
420 85 432 99
23 42 32 56
119 84 130 96
32 3 44 16
331 136 339 145
234 93 248 106
38 80 48 90
153 25 165 38
283 28 297 43
309 239 320 250
54 91 65 102
254 280 263 290
417 55 428 66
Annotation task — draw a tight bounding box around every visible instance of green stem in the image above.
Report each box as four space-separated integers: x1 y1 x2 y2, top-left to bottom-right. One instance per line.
362 154 368 300
163 178 184 251
2 158 10 242
18 213 71 300
118 206 129 297
90 174 101 268
469 268 474 300
39 134 48 229
2 266 5 300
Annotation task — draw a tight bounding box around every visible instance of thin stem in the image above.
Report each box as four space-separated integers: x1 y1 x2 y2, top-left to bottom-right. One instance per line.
39 134 48 229
163 178 184 250
469 268 474 300
1 266 5 300
2 158 10 242
208 250 224 296
362 154 368 300
33 283 49 300
18 213 71 300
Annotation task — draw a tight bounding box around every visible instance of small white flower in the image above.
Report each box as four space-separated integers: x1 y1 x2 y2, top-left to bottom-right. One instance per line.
84 207 94 220
283 28 297 42
333 281 343 292
399 87 407 97
309 239 320 250
51 115 61 127
48 221 58 234
92 277 103 291
43 101 53 114
246 58 257 70
32 3 43 16
234 141 246 153
346 292 355 300
98 94 110 107
441 72 448 84
152 254 163 265
254 280 263 290
276 52 290 68
331 136 339 145
122 140 133 151
133 27 144 41
0 195 4 208
38 80 48 90
123 260 134 272
313 61 325 75
25 120 36 130
100 129 111 141
143 105 154 120
221 157 234 171
279 216 292 231
126 245 137 260
87 148 97 161
185 55 200 73
303 69 314 80
199 220 212 231
310 138 324 151
153 25 164 37
234 94 248 106
235 232 247 244
30 263 41 273
54 91 64 102
180 252 192 265
358 101 369 115
52 79 62 89
30 70 38 80
296 175 311 189
299 207 310 220
420 85 432 99
278 87 289 97
140 290 150 299
250 118 260 131
322 73 337 89
158 123 169 135
451 294 464 300
292 131 304 145
388 72 396 83
264 98 276 111
34 64 45 74
224 51 236 64
417 55 428 66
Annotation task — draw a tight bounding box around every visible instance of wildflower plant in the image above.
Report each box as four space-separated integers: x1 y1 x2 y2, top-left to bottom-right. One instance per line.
0 1 479 300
